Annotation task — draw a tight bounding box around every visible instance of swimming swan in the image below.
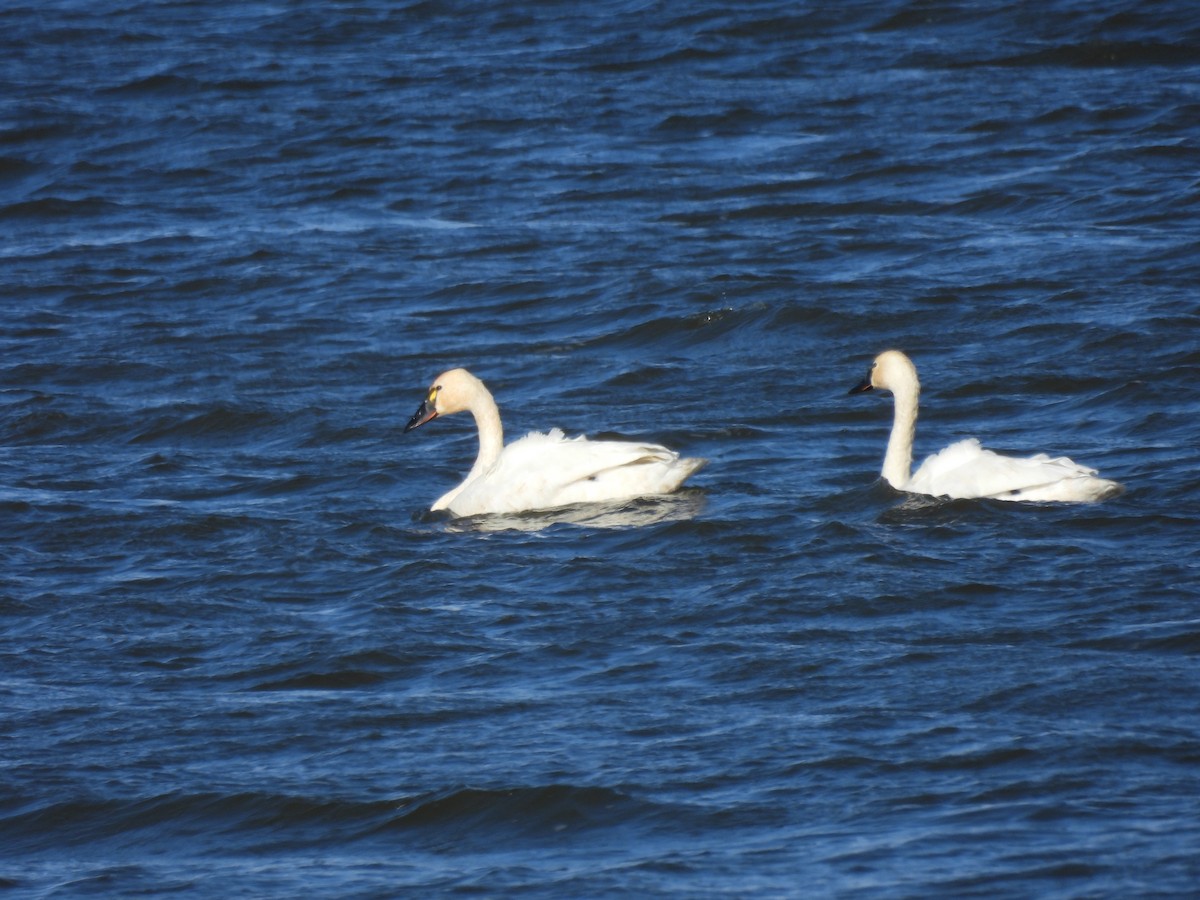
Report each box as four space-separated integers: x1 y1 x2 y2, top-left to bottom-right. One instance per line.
849 350 1122 503
404 368 707 516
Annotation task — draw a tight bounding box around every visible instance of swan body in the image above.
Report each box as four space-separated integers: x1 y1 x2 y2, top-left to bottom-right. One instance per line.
849 350 1122 503
404 368 706 517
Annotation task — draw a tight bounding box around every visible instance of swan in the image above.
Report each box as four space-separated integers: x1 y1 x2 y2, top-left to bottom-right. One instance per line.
403 368 707 517
849 350 1122 503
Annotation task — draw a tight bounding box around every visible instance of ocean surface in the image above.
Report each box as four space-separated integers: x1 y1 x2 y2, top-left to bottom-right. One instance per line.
2 1 1199 896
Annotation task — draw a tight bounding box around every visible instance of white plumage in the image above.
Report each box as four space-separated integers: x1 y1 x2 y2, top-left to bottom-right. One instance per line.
405 368 706 517
850 350 1122 503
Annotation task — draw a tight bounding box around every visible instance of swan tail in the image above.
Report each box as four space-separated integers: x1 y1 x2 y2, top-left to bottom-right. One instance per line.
563 450 707 496
985 474 1124 503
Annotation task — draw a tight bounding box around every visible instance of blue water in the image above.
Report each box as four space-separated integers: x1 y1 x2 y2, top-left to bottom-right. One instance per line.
3 1 1199 896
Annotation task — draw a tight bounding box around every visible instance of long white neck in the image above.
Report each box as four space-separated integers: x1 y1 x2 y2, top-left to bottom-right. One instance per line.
464 380 504 483
881 376 918 490
431 379 505 512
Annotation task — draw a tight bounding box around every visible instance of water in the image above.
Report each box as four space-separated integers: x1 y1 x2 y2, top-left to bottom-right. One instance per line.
2 1 1199 896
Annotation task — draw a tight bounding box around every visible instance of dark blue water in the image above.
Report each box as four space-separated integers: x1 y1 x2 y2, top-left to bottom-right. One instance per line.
3 1 1199 896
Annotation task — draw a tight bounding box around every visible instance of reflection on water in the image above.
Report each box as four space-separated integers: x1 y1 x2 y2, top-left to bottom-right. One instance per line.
441 489 708 533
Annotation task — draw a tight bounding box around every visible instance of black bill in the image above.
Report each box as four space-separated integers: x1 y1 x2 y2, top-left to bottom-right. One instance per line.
404 398 438 432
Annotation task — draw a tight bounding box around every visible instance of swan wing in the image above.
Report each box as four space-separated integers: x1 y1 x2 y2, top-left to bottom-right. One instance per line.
447 429 705 516
908 438 1118 502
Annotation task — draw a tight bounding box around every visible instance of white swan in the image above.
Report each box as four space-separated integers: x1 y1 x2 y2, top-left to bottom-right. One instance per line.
849 350 1122 503
404 368 707 517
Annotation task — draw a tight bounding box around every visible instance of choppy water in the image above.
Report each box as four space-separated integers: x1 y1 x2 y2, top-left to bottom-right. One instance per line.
3 1 1199 896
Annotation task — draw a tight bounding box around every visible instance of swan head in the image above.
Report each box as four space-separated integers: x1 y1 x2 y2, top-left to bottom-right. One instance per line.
848 349 919 396
404 368 484 432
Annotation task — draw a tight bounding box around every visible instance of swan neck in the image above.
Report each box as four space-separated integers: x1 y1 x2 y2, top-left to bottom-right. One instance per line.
882 382 918 489
467 382 504 477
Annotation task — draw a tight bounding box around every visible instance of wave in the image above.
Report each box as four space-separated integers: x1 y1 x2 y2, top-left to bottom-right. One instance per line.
1 784 690 856
0 195 124 220
1066 619 1200 655
968 41 1200 70
128 403 294 447
387 784 675 844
